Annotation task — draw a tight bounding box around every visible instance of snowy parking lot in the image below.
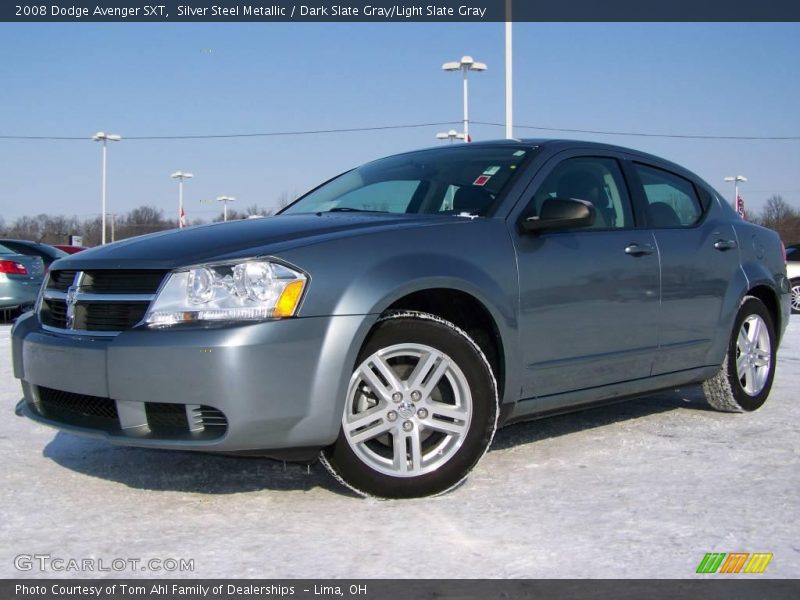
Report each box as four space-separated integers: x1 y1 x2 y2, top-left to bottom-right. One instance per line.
1 318 798 579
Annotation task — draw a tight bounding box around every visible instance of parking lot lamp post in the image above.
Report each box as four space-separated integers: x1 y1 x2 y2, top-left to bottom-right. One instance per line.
442 56 487 143
92 132 122 245
724 175 747 209
171 171 194 228
436 130 466 143
217 196 235 222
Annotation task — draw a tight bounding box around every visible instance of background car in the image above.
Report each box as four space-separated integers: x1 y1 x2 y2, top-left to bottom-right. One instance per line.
0 242 45 320
0 239 68 271
53 245 87 254
786 243 800 314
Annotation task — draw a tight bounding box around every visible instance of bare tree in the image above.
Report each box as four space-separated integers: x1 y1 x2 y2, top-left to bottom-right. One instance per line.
244 204 270 217
212 209 241 222
115 205 175 240
751 195 800 244
276 191 298 211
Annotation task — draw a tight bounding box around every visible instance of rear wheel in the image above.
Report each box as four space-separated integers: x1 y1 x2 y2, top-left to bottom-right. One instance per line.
703 296 776 412
321 311 498 498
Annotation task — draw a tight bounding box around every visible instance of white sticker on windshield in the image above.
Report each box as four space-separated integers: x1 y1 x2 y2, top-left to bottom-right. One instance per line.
513 150 526 156
483 166 500 176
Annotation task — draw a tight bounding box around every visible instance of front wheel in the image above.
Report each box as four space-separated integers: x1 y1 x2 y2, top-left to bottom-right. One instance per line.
321 311 499 498
703 296 776 412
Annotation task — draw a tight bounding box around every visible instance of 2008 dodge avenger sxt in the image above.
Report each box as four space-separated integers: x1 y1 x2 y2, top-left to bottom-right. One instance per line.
12 140 790 498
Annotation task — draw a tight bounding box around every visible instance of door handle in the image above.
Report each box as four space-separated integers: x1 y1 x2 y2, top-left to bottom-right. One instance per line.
714 239 738 251
624 243 655 256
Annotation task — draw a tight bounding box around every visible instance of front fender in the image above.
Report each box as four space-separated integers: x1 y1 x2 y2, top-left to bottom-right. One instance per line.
279 219 522 406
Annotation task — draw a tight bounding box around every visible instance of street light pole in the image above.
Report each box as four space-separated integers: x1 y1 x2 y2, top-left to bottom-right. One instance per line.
436 130 466 143
505 0 513 139
442 56 487 143
92 131 121 245
724 175 748 210
171 171 194 228
217 196 235 222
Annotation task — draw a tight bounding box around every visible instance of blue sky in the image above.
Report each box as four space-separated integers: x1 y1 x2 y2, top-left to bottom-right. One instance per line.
0 22 798 223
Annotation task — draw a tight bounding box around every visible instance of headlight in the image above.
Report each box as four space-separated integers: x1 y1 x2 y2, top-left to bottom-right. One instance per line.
144 260 307 327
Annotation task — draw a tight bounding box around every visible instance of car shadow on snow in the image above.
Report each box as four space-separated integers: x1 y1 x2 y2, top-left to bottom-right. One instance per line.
42 434 355 496
41 385 713 496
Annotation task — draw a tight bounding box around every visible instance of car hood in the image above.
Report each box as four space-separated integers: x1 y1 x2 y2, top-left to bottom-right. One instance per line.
53 213 470 270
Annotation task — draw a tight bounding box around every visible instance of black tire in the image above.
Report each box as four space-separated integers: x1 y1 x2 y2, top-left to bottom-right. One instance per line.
703 296 777 412
320 311 498 499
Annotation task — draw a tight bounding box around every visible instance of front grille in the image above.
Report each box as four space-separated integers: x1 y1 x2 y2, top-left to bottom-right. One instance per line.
41 269 167 333
41 298 68 329
31 386 228 440
76 302 150 331
81 270 166 294
47 270 78 291
37 386 120 431
40 300 150 330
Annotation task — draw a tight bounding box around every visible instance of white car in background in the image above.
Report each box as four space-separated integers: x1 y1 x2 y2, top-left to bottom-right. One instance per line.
787 244 800 314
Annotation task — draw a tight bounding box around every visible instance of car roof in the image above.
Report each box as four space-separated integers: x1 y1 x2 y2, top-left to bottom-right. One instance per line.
397 138 694 174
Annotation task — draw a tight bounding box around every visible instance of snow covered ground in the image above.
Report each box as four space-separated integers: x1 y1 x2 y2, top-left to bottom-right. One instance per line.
1 318 797 579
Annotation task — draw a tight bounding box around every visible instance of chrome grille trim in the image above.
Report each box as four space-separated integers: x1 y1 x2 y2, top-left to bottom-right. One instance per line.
39 269 165 335
42 290 156 303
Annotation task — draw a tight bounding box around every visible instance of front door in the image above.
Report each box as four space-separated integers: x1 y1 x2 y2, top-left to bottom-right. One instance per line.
512 153 660 398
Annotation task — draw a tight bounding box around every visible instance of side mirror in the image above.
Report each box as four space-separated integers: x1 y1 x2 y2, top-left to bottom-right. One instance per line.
521 198 595 233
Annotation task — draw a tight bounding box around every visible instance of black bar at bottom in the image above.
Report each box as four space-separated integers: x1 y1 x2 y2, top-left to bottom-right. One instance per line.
3 579 800 600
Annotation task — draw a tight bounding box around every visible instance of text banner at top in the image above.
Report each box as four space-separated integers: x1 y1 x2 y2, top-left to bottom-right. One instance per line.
4 0 800 22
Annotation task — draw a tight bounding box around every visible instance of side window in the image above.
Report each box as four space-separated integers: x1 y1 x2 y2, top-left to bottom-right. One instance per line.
528 156 633 229
633 163 704 227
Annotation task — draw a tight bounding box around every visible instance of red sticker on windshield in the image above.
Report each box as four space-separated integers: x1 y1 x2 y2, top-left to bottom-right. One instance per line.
473 175 491 186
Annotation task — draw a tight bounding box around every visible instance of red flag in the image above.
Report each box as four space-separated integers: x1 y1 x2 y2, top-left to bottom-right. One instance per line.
179 206 186 228
736 195 746 220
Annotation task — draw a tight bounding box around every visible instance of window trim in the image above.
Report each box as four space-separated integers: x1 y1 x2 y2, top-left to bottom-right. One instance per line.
515 153 641 234
626 161 710 230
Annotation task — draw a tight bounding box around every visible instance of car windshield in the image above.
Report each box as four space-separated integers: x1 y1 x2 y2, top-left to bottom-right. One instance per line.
0 243 17 255
281 145 533 216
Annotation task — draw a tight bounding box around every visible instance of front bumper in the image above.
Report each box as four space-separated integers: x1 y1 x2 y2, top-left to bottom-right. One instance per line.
12 312 374 452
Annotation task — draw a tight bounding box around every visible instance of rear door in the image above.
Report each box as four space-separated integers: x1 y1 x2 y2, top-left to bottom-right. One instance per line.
626 162 741 373
511 151 660 398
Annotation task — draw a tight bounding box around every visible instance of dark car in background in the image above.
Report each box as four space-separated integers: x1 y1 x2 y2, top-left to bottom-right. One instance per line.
785 243 800 313
0 239 68 271
11 140 790 498
53 245 87 255
0 243 45 318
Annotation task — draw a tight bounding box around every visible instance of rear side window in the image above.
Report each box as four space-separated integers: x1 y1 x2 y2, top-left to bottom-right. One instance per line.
634 163 704 227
